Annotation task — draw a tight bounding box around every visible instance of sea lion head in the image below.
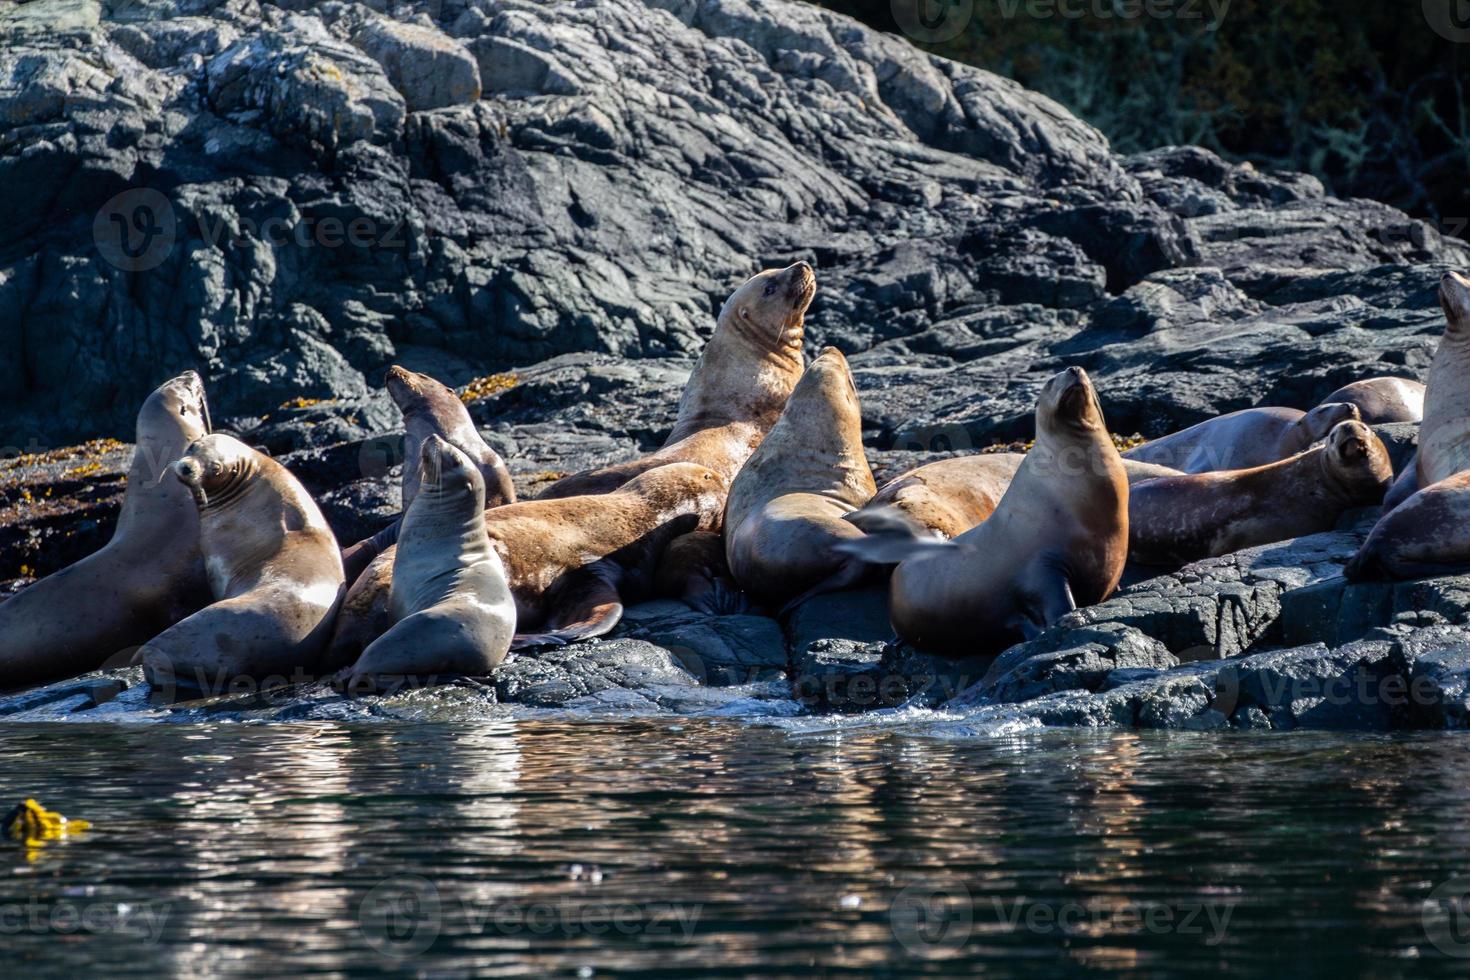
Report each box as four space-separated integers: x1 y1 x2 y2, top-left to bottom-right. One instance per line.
171 434 257 510
385 364 463 422
1440 270 1470 335
781 346 861 442
1323 420 1393 501
1038 366 1106 440
1297 401 1361 446
717 261 815 352
136 370 211 478
414 434 484 508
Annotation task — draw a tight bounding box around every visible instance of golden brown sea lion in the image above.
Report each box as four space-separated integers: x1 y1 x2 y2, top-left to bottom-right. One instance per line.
1129 420 1392 566
0 372 212 690
537 262 814 499
723 348 876 613
837 367 1128 658
1124 402 1361 473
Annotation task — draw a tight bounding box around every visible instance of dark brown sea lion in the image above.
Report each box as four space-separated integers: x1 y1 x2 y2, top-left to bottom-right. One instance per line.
1319 377 1424 425
1124 403 1361 473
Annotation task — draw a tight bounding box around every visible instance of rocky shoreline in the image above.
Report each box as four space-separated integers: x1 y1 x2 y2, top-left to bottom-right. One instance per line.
4 0 1470 728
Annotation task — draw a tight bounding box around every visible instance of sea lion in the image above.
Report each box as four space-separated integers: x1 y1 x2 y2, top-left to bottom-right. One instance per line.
723 347 876 612
836 367 1128 658
652 530 746 615
138 434 346 691
848 454 1178 540
340 365 515 583
1319 377 1425 424
347 436 516 687
0 372 212 690
1129 420 1392 566
1347 272 1470 578
1124 402 1361 473
537 262 814 499
325 461 728 662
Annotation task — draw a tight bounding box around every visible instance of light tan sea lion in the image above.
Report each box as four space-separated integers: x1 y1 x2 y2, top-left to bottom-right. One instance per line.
723 348 876 613
836 367 1128 659
537 262 814 499
848 454 1178 540
1124 402 1361 473
1319 377 1425 424
0 372 212 690
347 436 516 688
1130 420 1392 566
138 434 346 692
325 462 728 662
340 365 515 584
1348 272 1470 578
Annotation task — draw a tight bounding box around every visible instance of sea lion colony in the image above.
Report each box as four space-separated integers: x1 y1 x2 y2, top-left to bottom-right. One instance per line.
0 267 1466 694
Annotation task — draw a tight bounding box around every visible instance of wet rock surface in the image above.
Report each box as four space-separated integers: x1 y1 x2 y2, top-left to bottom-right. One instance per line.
3 0 1470 730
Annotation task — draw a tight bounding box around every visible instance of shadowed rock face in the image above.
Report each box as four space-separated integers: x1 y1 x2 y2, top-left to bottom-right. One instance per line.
4 0 1470 728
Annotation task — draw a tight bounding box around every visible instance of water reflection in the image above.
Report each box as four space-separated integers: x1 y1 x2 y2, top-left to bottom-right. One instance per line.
1 724 1470 976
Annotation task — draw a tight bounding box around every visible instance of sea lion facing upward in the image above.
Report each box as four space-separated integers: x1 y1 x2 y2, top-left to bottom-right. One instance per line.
1124 402 1361 474
723 347 876 613
847 454 1179 540
138 435 346 692
340 365 515 583
347 436 516 688
0 372 212 690
837 367 1128 658
537 262 814 500
1319 377 1425 425
325 462 728 663
1129 420 1392 566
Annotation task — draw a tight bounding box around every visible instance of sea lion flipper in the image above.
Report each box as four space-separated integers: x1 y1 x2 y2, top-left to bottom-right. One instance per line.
832 506 955 566
512 574 624 649
1023 562 1077 629
778 558 868 618
1381 455 1419 515
341 517 402 586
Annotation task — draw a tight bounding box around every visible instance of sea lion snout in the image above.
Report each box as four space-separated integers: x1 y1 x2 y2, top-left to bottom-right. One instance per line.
1441 270 1470 325
171 458 203 486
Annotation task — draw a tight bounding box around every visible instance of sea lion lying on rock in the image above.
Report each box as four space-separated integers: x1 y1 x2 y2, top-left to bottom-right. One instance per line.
341 365 515 584
538 262 814 499
346 436 516 689
1125 402 1361 473
723 347 877 613
1319 377 1424 425
0 372 212 690
1130 419 1392 566
139 434 346 692
837 367 1128 658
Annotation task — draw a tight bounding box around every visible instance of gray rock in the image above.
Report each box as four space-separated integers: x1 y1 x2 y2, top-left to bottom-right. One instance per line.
351 17 480 112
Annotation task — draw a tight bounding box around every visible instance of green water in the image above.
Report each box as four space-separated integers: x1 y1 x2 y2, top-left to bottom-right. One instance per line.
3 722 1470 977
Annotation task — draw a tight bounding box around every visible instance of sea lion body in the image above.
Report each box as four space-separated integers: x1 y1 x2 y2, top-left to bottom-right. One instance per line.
1346 470 1470 580
341 365 515 584
139 435 345 691
1125 403 1361 473
652 530 745 615
349 437 516 685
538 263 813 499
840 368 1128 659
0 372 212 690
1416 273 1470 489
1320 377 1425 425
724 348 876 611
1129 420 1392 566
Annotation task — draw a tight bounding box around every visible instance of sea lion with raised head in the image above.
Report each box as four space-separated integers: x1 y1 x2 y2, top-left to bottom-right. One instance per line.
325 462 728 662
347 436 516 688
537 262 814 499
836 367 1128 658
1348 271 1470 578
1124 402 1361 474
340 365 515 584
0 372 212 690
723 347 876 612
138 434 346 692
1319 377 1425 425
1129 420 1392 566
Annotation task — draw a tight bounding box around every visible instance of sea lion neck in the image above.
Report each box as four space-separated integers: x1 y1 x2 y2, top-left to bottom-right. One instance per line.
667 321 804 437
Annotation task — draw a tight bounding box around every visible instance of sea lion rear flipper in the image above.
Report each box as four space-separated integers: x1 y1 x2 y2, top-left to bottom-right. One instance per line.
511 575 624 650
832 506 955 565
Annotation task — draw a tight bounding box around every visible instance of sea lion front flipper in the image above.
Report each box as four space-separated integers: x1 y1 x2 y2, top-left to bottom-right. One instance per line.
511 574 624 650
1022 562 1077 630
832 506 955 565
778 558 868 617
340 517 402 587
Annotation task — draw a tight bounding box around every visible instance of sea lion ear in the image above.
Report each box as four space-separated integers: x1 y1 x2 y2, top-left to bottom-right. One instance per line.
738 306 750 320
